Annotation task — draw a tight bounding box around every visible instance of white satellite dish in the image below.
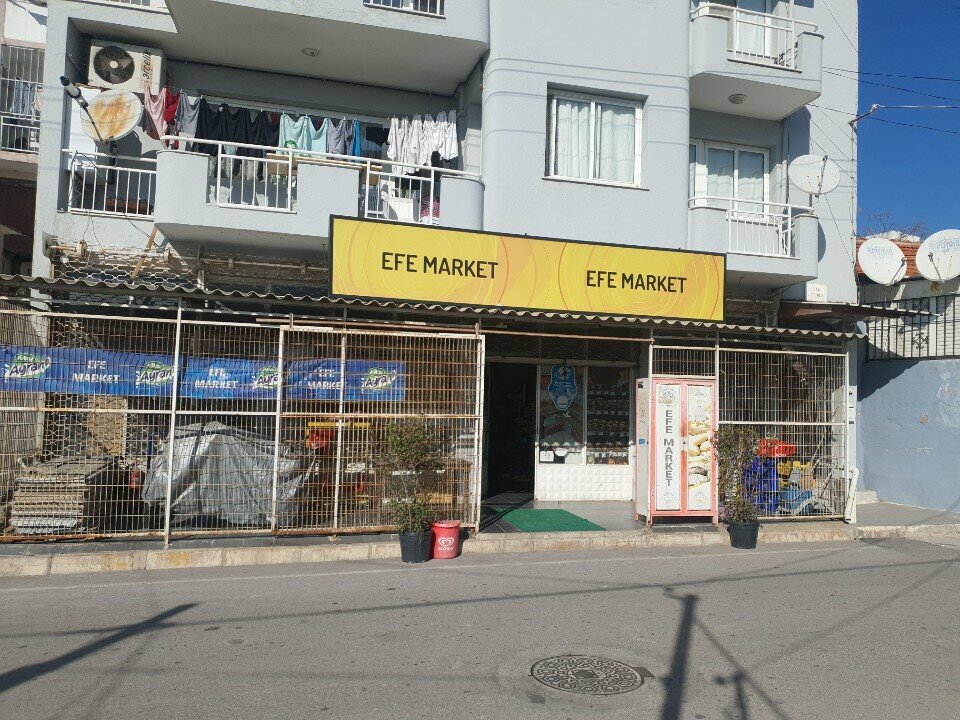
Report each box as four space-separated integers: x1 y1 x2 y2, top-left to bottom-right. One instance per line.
80 89 143 143
858 238 907 286
789 154 842 197
916 229 960 283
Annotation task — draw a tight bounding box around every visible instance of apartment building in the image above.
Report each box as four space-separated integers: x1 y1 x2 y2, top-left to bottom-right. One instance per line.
0 0 863 543
0 0 44 274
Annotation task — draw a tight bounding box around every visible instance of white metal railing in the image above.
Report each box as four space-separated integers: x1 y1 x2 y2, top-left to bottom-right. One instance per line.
64 150 158 219
164 136 479 226
692 4 817 70
365 0 445 18
0 113 40 154
690 197 813 258
76 0 169 10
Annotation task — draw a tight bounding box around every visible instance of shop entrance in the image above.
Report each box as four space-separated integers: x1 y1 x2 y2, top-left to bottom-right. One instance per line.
484 362 537 497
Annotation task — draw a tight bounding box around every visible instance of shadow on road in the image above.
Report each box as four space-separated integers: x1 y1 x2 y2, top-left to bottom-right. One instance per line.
0 603 197 694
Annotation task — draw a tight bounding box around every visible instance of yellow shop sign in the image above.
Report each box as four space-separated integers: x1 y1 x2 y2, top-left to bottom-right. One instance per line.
330 218 725 322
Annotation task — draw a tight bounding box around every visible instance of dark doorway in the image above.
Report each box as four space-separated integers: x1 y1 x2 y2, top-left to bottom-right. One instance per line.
484 362 537 497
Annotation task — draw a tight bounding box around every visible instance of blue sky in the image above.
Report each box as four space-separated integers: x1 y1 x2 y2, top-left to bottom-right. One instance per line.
853 0 960 237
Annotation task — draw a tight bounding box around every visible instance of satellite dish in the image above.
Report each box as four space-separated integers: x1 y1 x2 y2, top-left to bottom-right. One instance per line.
81 90 143 143
789 154 842 197
916 229 960 283
858 238 907 286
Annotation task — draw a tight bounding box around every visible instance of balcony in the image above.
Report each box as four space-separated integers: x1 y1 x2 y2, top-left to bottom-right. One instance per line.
64 151 158 220
76 0 169 10
147 141 483 254
688 197 818 289
0 45 43 180
162 0 487 95
689 4 822 120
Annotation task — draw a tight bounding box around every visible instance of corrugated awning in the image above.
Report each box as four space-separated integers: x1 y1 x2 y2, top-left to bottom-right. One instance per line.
0 275 864 340
780 301 932 321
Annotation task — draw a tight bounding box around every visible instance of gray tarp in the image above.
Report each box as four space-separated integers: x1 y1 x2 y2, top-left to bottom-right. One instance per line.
142 421 307 527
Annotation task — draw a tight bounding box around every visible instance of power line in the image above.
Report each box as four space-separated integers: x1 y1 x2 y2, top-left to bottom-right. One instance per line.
824 70 960 103
866 116 960 137
824 67 960 83
819 0 859 54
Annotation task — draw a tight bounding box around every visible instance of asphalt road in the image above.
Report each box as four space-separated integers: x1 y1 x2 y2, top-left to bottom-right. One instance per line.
1 536 959 720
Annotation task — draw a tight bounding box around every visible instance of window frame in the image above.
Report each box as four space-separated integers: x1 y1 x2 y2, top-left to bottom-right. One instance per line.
689 139 771 210
547 90 644 188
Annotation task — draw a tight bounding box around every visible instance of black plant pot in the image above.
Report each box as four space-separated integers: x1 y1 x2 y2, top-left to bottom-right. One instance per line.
399 530 432 563
728 522 760 550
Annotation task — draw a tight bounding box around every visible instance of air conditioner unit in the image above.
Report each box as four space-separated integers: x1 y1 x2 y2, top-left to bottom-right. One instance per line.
88 41 164 94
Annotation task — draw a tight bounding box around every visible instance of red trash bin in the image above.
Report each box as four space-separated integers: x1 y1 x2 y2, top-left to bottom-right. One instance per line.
431 520 461 559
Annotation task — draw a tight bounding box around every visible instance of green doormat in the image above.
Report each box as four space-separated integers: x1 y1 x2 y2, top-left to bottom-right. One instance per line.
499 508 605 532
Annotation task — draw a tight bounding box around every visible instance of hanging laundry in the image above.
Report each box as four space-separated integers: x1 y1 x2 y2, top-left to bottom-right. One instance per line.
143 87 168 141
195 99 224 157
173 93 201 150
441 109 459 161
433 111 447 158
311 117 329 153
350 118 362 156
279 114 312 151
386 117 403 163
366 126 390 147
162 88 180 146
419 114 435 167
404 115 422 172
250 110 281 179
10 79 39 118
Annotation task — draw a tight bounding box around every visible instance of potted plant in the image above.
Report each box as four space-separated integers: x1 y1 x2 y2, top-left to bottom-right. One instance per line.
720 494 760 549
715 425 761 549
378 419 443 563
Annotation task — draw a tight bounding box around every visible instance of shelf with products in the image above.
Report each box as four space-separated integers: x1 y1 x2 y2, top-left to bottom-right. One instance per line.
585 366 632 466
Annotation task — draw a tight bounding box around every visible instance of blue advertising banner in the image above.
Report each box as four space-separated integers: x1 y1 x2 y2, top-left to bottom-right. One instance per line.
0 345 175 397
0 346 405 402
285 360 405 401
180 358 279 400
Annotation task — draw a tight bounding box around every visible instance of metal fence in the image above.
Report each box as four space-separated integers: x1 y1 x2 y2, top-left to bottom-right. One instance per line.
864 295 958 360
0 305 484 542
652 340 849 519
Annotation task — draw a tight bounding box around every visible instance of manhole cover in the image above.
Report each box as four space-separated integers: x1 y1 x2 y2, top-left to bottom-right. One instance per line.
530 655 653 696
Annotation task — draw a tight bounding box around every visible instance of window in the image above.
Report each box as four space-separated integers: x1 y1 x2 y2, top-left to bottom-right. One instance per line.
549 92 642 186
690 140 769 213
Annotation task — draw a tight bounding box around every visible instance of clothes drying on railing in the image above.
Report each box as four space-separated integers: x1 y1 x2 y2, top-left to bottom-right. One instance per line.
143 87 180 141
7 78 41 118
387 110 458 172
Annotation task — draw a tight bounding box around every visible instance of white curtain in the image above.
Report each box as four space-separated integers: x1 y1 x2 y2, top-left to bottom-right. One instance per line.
706 148 735 208
555 99 591 179
737 150 765 213
596 103 636 183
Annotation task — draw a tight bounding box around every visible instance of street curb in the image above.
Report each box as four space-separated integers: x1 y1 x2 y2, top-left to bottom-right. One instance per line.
4 523 957 578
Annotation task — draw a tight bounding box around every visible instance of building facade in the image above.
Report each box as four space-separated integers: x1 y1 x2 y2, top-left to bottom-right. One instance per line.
0 0 862 542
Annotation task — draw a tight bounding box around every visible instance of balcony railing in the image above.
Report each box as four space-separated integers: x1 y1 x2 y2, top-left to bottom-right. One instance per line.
164 137 478 226
690 197 813 258
76 0 169 10
364 0 445 18
691 4 817 70
1 44 43 154
65 150 158 219
0 113 40 154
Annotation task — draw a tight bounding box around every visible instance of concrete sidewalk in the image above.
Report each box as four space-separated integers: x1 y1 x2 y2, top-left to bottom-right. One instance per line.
2 501 957 578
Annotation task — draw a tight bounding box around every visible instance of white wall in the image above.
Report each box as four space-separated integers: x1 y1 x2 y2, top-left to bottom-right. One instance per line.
3 0 48 45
